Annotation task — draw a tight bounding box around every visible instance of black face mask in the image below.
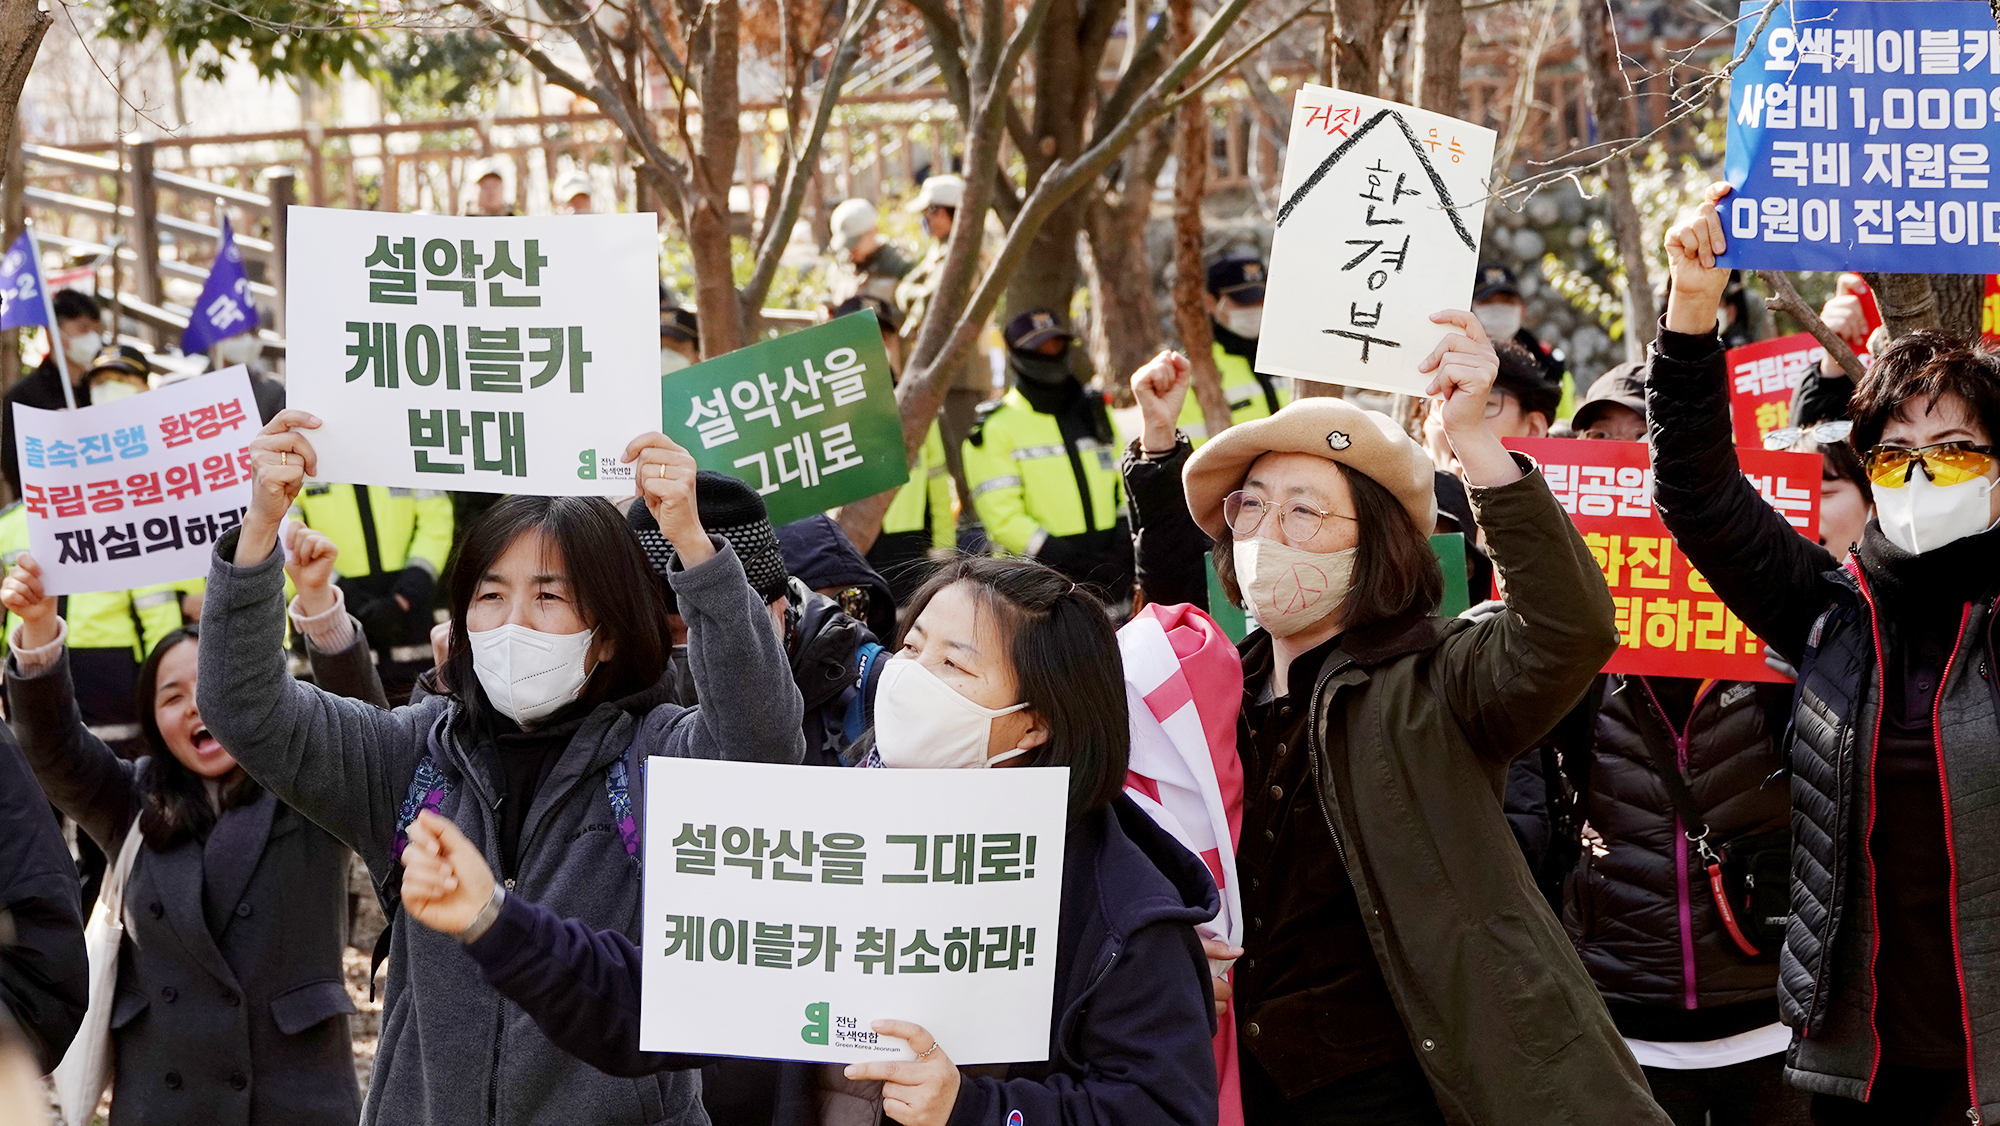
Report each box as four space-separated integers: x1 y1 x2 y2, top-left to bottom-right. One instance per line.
1009 350 1073 387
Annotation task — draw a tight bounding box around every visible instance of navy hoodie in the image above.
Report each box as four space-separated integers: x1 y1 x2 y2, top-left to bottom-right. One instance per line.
461 793 1222 1126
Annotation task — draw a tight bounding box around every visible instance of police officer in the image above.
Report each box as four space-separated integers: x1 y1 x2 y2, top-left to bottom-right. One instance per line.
831 294 955 602
288 481 452 701
1176 256 1289 445
962 309 1131 599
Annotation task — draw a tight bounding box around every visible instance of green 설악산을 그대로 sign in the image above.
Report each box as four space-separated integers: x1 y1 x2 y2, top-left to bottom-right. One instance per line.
659 311 910 526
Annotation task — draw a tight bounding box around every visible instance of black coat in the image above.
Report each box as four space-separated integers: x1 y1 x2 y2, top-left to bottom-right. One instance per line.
1647 325 2000 1112
0 720 88 1072
2 355 82 495
7 653 364 1126
1563 674 1791 1010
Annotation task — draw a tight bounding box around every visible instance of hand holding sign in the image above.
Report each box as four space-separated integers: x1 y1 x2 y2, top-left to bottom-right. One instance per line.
1421 310 1520 488
237 410 323 567
845 1021 961 1126
0 554 58 650
1665 183 1736 334
401 811 496 935
625 431 712 567
1131 350 1192 453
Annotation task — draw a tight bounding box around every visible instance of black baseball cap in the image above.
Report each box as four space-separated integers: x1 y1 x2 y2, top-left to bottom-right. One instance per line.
1492 339 1562 421
830 294 903 334
660 307 699 346
1003 308 1073 352
1473 264 1522 303
1205 256 1267 303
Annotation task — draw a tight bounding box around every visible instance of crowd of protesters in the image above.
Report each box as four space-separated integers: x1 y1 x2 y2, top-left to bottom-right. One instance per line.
0 168 1995 1126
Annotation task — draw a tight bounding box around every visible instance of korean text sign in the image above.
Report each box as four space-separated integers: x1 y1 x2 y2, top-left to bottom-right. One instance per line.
1727 331 1827 445
1720 0 2000 273
1504 438 1820 682
1258 86 1497 396
639 759 1067 1065
14 368 259 595
659 312 907 525
285 208 660 495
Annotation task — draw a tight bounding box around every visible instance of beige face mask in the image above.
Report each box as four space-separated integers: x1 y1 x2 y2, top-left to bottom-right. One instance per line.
1233 538 1356 638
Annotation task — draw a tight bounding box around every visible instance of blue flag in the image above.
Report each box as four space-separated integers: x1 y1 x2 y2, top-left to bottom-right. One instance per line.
181 215 257 353
0 230 49 331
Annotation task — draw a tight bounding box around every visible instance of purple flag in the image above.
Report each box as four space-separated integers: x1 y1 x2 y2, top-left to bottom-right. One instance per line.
0 230 49 331
181 215 257 353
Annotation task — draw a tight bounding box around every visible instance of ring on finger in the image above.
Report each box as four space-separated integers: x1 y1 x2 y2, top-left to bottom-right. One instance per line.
280 451 289 467
656 463 667 480
915 1040 941 1061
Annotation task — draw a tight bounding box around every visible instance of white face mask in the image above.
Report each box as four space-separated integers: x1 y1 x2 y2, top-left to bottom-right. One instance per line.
660 347 691 375
1233 537 1357 638
89 379 142 406
1223 305 1263 339
469 623 597 726
65 330 104 367
1874 472 1998 555
872 657 1031 770
216 334 263 366
1474 303 1523 341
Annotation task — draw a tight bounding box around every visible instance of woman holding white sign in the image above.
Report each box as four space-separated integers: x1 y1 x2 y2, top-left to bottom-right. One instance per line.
393 555 1225 1126
0 529 382 1126
192 410 808 1126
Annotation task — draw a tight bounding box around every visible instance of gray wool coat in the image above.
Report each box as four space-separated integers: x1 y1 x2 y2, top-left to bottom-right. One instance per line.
7 632 384 1126
196 532 807 1126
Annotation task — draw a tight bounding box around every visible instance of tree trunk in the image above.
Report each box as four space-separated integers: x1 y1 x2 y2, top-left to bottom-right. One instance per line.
1169 0 1231 438
1410 0 1464 116
1082 124 1171 395
1329 0 1394 97
1930 273 1984 341
0 0 45 185
1576 0 1657 359
1861 272 1942 340
1005 0 1120 320
687 0 744 357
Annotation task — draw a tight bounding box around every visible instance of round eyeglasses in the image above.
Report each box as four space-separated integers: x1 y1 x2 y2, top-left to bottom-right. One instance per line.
1224 490 1357 541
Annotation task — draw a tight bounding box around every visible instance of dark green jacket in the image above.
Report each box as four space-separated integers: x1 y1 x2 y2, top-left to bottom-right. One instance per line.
1298 460 1663 1125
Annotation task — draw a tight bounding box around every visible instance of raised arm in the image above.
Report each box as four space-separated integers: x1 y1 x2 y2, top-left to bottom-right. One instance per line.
0 554 139 851
1123 351 1210 610
1648 183 1839 665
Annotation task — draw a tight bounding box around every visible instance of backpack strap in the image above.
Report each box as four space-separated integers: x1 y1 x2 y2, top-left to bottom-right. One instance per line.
843 641 887 745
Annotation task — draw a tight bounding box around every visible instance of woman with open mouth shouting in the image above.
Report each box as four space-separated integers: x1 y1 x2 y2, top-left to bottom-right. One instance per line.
0 526 384 1126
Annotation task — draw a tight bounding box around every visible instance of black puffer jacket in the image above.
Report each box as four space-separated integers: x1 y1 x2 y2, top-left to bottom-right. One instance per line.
1565 674 1791 1020
1647 325 2000 1114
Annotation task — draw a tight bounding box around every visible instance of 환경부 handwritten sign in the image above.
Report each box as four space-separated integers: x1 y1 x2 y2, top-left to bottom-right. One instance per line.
14 368 260 595
639 758 1068 1065
1720 0 2000 273
285 207 661 495
658 312 908 525
1505 437 1821 682
1257 86 1497 396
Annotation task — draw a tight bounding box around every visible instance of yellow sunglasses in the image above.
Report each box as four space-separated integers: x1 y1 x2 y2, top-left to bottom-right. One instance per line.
1863 442 1998 489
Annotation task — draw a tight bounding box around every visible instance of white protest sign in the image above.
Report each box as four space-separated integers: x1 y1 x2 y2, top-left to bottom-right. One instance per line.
285 207 660 496
1258 86 1497 396
640 759 1068 1065
15 368 259 595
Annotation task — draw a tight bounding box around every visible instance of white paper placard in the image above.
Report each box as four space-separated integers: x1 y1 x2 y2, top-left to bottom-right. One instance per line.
639 759 1068 1065
284 207 661 495
1258 86 1498 396
15 368 260 595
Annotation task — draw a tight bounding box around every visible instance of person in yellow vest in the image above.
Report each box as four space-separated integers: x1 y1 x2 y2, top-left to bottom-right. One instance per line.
287 482 452 701
829 295 957 602
962 309 1131 600
1176 255 1290 445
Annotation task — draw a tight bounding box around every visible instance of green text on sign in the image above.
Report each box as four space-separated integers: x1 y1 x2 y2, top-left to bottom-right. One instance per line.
659 312 910 526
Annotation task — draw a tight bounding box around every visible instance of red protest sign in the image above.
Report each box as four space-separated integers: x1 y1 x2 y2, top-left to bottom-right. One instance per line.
1504 437 1820 683
1726 333 1824 447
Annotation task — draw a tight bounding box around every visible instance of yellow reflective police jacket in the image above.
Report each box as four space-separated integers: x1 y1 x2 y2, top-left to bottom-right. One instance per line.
289 484 454 581
1176 341 1289 445
882 421 955 550
961 389 1124 556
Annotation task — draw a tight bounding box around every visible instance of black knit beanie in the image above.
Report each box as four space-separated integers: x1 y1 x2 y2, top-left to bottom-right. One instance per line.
628 470 791 609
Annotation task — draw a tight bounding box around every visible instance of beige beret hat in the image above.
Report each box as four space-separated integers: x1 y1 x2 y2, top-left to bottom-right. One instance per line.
1183 398 1438 539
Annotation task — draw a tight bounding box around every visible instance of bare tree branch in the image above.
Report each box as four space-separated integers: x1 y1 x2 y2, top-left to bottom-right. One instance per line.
1759 270 1866 380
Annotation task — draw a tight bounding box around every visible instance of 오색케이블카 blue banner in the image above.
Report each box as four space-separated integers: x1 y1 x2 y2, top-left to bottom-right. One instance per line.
1720 0 2000 274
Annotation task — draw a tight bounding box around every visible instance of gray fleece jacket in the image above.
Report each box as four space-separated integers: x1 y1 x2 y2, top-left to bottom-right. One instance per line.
196 532 806 1126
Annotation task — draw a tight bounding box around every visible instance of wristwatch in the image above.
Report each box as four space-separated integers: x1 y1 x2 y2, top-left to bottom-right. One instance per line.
458 883 507 945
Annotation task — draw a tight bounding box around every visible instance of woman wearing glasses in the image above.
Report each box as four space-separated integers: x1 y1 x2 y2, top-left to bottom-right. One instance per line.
1123 322 1668 1125
1650 183 2000 1126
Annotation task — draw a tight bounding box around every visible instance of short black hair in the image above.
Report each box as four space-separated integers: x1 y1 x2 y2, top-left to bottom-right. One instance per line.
442 495 673 736
1493 338 1560 424
899 557 1129 820
1211 461 1443 633
51 289 99 323
1849 330 2000 455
